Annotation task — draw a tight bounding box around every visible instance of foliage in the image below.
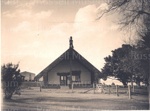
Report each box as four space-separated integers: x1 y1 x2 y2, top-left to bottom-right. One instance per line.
101 44 149 86
102 45 131 86
98 0 150 31
1 63 24 100
99 0 150 87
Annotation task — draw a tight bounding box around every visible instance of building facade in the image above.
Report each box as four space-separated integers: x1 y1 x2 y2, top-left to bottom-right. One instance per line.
21 71 35 81
34 37 102 88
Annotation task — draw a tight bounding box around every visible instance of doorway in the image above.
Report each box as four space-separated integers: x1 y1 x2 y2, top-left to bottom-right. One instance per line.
60 75 68 86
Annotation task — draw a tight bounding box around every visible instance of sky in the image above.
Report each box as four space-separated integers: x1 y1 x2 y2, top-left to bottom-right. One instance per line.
2 0 129 75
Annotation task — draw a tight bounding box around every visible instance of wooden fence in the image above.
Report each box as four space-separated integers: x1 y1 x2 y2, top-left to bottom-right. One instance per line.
20 82 148 99
94 83 148 99
21 81 43 88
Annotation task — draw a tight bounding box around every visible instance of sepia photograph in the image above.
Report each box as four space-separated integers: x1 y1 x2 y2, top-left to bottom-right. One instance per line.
1 0 150 110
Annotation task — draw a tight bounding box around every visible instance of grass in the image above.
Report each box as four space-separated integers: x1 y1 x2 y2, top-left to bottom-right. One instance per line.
2 87 149 111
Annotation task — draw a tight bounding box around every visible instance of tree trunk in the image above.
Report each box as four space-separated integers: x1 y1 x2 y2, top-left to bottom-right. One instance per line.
131 76 133 88
136 81 141 87
122 81 127 87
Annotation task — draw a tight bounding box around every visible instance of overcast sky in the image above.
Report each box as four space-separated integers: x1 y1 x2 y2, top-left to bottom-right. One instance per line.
2 0 129 74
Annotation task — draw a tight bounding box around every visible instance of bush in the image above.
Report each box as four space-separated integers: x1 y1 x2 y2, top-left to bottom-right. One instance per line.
1 63 24 100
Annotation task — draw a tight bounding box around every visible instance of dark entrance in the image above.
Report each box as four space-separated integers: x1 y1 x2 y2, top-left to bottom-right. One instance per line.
60 75 68 86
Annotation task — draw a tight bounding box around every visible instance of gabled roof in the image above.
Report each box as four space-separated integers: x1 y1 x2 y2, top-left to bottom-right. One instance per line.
34 48 102 80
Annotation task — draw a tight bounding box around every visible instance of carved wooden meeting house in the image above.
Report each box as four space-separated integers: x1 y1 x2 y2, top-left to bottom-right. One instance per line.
34 37 102 88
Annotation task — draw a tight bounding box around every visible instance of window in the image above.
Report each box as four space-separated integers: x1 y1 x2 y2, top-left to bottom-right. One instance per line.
72 75 80 82
60 76 66 80
60 76 64 80
72 76 75 81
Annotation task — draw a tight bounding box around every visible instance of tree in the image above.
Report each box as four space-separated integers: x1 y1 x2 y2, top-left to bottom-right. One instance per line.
101 55 114 81
99 0 150 86
101 50 130 86
1 63 24 100
101 44 143 87
112 44 134 86
134 44 150 86
98 0 150 30
135 15 150 86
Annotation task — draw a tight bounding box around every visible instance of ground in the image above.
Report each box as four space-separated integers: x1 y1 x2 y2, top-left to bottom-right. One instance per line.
2 87 149 111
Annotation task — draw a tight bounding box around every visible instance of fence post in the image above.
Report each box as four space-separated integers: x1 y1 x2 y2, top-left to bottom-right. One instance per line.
109 85 110 95
40 86 41 92
116 85 119 96
40 82 42 92
101 84 104 94
93 83 95 94
128 85 131 99
132 85 134 92
72 83 74 93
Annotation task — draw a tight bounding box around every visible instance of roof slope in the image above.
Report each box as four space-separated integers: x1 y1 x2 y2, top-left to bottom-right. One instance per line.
34 48 102 80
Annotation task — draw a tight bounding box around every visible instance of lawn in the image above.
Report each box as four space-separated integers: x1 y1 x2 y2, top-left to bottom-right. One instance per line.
2 87 149 111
